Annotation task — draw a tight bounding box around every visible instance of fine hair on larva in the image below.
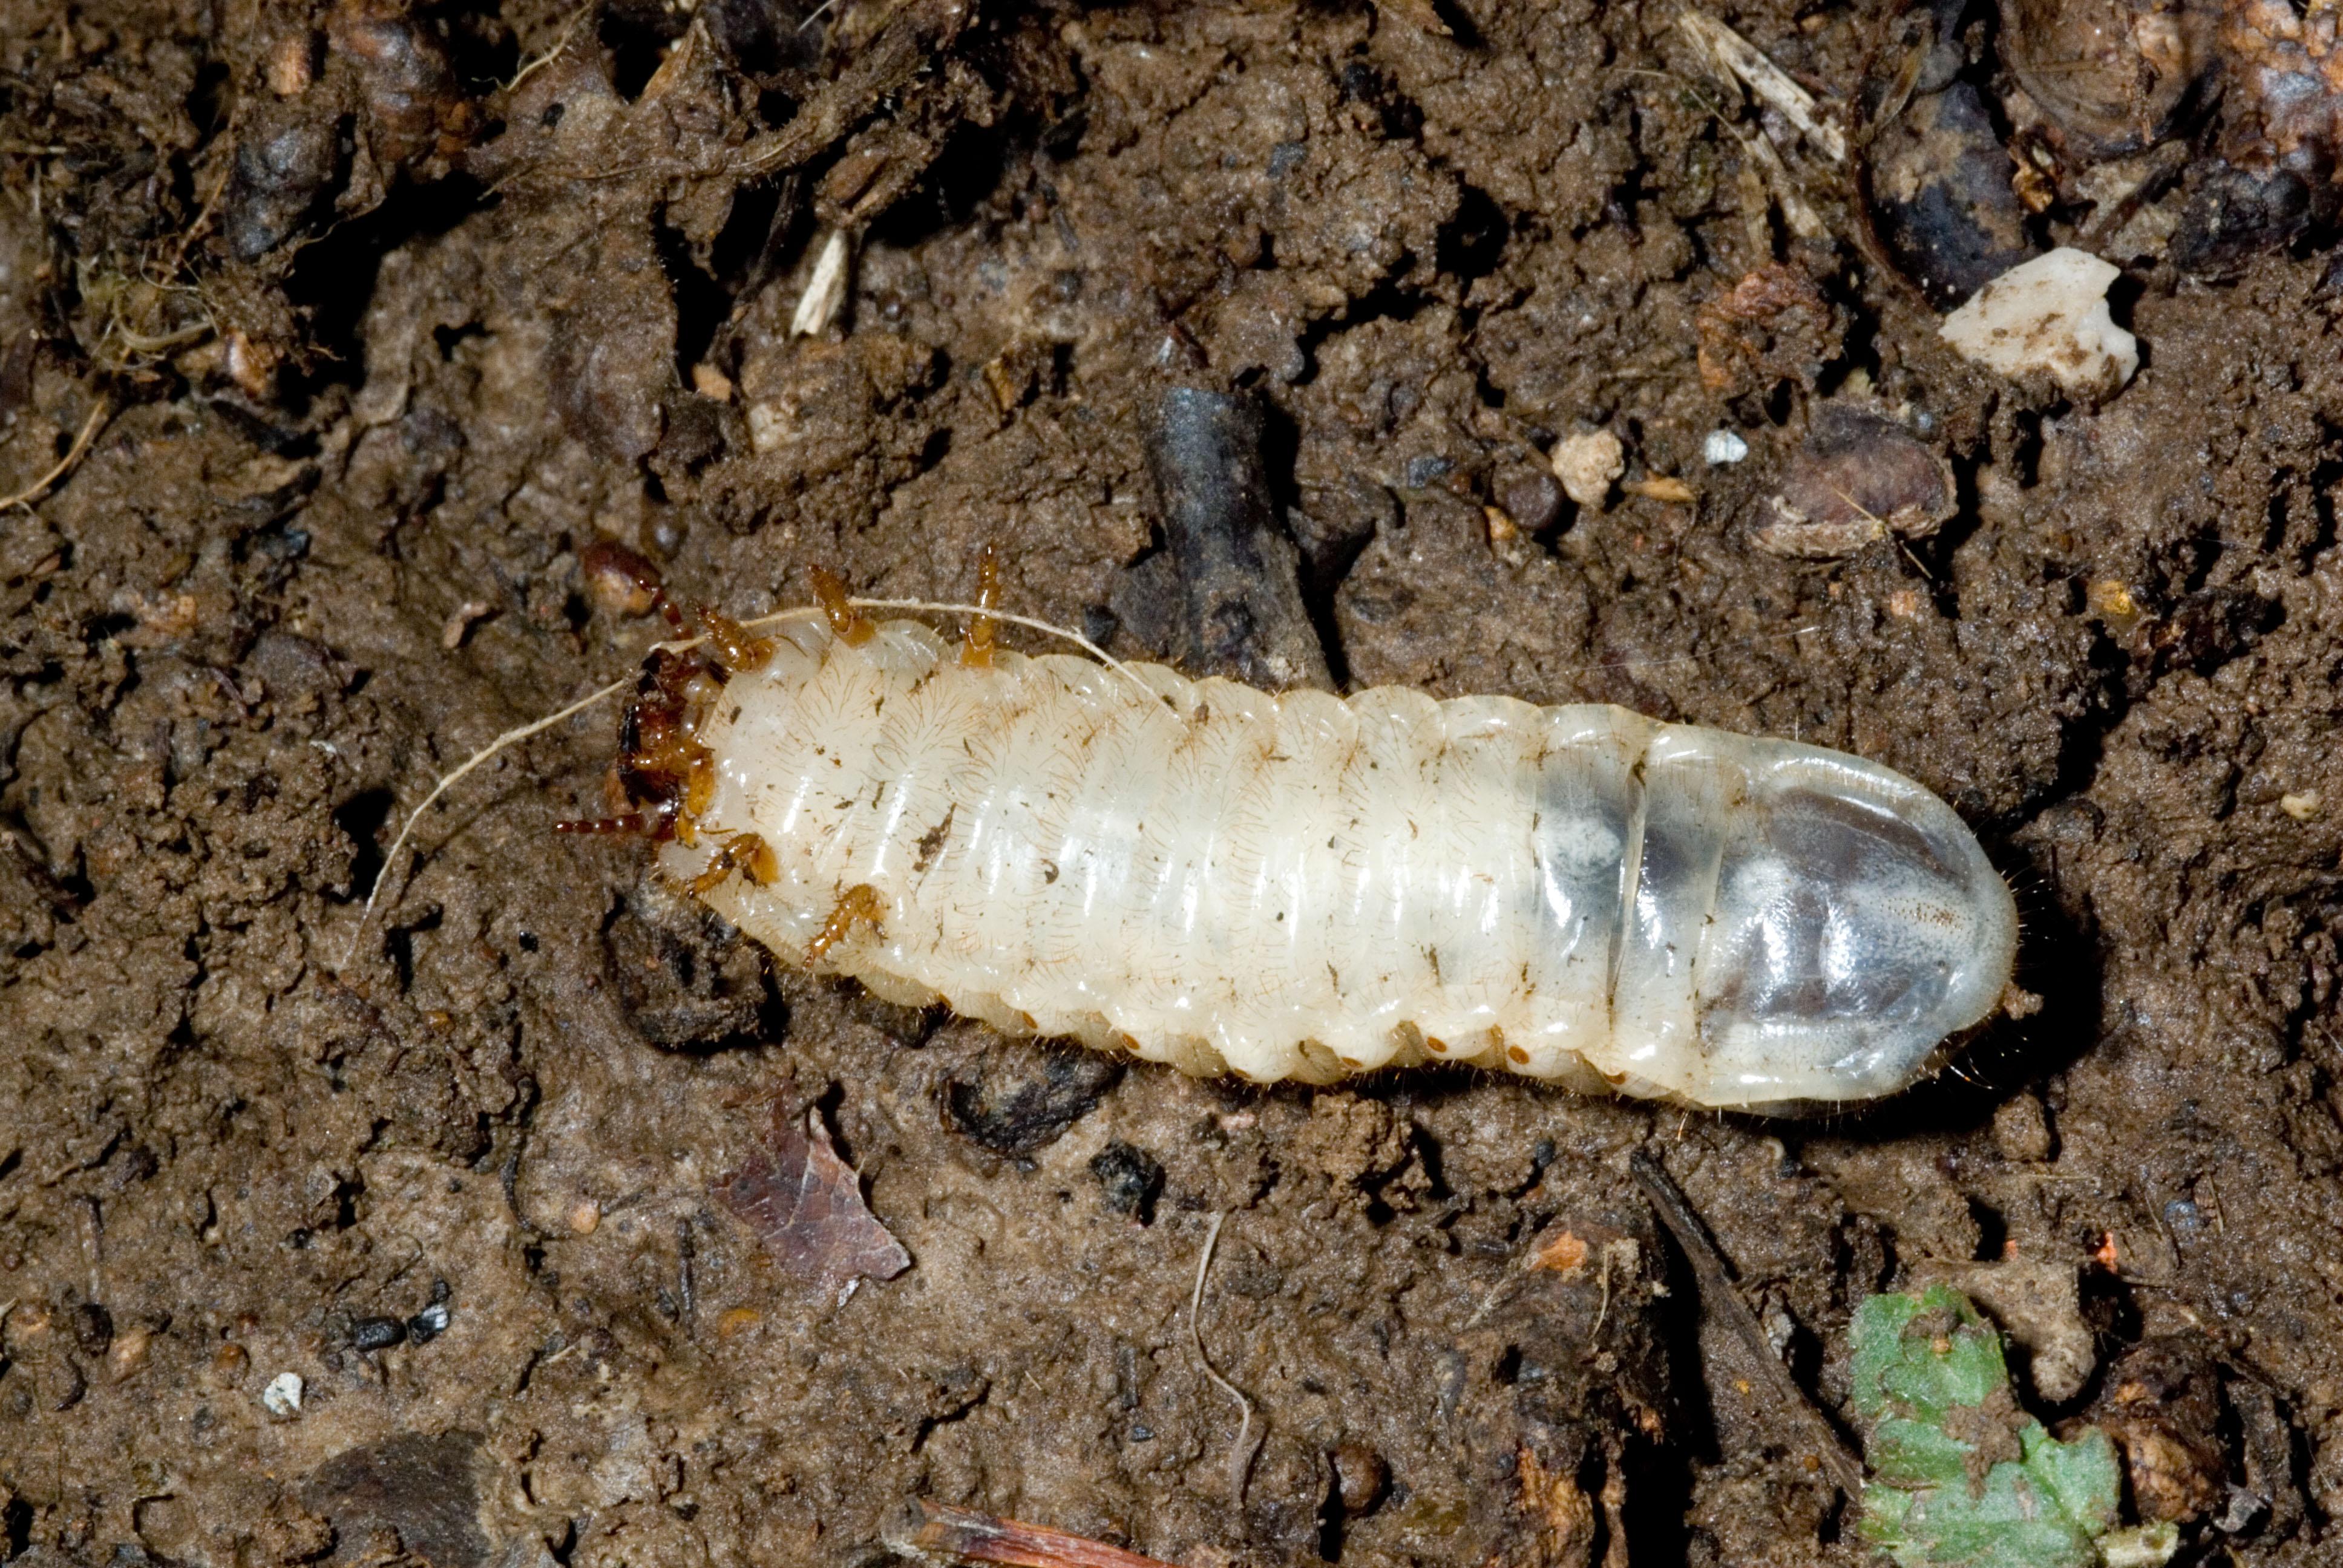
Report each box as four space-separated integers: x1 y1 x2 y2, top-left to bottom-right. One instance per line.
347 569 2024 1114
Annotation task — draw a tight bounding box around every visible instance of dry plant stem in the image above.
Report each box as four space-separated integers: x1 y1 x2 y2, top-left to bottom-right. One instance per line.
1 399 112 512
793 229 852 336
1678 10 1848 162
1740 126 1827 239
1630 1152 1864 1494
1190 1210 1260 1508
507 4 591 92
889 1498 1179 1568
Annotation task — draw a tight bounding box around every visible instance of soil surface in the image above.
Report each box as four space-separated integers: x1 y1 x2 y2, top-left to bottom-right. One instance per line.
4 1 2343 1565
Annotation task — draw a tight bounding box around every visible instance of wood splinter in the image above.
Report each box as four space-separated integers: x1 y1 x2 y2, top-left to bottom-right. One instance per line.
882 1497 1177 1568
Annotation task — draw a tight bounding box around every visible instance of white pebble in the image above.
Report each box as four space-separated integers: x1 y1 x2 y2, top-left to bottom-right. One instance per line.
1939 248 2138 398
1550 430 1625 509
1702 430 1749 465
261 1371 304 1416
2281 791 2322 822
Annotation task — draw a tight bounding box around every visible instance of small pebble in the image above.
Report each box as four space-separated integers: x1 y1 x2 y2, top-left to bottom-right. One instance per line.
1992 1093 2056 1163
266 34 313 97
1939 248 2138 397
580 540 660 618
261 1371 304 1416
71 1301 113 1356
441 600 494 650
1089 1141 1164 1220
1403 453 1455 488
108 1326 152 1383
1702 430 1750 465
568 1198 602 1235
406 1302 451 1344
2281 791 2322 822
1550 430 1624 509
1333 1442 1389 1514
1496 466 1563 533
1621 475 1696 504
349 1316 407 1352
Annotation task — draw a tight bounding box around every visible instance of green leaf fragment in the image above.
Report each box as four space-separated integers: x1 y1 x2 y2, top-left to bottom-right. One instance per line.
1849 1286 2158 1568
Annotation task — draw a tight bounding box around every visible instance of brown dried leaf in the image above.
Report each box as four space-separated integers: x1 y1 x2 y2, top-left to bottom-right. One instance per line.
1529 1230 1590 1276
1755 402 1955 559
716 1109 910 1296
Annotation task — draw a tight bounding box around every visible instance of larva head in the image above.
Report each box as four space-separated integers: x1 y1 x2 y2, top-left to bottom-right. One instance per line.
604 648 718 841
1685 748 2019 1110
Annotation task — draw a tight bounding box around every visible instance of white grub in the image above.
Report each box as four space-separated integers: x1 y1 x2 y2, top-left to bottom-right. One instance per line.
791 229 853 338
1939 247 2138 397
669 614 2017 1110
1702 429 1750 465
1550 430 1625 509
261 1371 304 1416
1678 10 1847 163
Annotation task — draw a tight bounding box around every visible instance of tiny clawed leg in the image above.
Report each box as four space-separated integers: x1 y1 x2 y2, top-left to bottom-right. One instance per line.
960 541 1002 668
695 606 773 673
689 831 779 896
810 566 875 647
805 883 885 965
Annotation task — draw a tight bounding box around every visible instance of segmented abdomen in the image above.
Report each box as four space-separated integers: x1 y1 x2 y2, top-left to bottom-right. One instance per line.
673 617 2016 1109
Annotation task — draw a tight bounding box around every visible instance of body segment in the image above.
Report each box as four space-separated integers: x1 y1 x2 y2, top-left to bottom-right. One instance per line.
664 615 2017 1110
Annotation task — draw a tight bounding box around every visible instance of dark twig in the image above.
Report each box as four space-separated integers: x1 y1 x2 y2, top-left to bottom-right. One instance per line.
1630 1151 1864 1495
1146 388 1331 693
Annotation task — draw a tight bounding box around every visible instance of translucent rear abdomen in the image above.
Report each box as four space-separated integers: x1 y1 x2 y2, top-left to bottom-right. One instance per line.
672 618 2017 1109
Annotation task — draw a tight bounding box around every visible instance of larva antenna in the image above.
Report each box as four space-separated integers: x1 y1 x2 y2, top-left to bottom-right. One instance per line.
739 597 1157 699
339 675 631 971
338 582 1126 973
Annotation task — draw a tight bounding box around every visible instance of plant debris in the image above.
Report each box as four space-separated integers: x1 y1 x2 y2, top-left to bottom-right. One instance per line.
1852 1285 2178 1568
715 1107 911 1298
1757 402 1956 558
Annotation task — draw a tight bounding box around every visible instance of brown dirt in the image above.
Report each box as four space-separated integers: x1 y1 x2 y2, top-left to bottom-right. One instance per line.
3 1 2342 1565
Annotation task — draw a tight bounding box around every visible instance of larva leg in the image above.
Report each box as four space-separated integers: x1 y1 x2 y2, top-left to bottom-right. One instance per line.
693 606 774 674
690 831 780 896
805 883 886 966
810 566 876 646
959 543 1002 668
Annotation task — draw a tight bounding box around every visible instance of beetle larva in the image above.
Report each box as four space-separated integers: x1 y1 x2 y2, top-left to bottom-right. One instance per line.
574 590 2017 1112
